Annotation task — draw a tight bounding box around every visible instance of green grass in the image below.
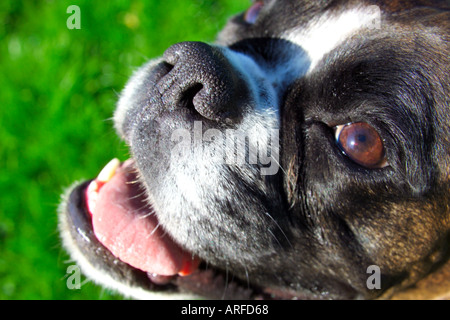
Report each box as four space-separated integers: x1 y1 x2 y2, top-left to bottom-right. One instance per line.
0 0 248 299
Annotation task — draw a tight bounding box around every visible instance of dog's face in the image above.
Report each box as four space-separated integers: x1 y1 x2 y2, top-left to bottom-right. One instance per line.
59 0 450 299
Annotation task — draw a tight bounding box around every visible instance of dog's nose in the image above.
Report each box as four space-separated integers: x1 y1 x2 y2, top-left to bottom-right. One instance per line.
158 42 250 123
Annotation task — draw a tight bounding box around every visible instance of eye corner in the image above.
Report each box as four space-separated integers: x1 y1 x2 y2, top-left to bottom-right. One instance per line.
333 123 347 140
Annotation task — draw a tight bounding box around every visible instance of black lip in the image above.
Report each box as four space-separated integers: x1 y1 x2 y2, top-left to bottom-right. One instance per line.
67 180 95 243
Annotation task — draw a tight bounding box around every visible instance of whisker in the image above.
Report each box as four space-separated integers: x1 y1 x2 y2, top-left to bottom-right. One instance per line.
263 211 293 248
244 266 250 291
268 229 282 248
138 211 155 219
269 156 287 175
221 265 229 300
149 223 161 237
127 189 149 200
125 176 142 185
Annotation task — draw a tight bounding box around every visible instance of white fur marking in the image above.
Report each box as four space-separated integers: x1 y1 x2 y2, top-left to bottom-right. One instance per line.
283 6 382 72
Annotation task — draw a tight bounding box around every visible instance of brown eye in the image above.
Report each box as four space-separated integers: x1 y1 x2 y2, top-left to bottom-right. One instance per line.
335 122 388 169
244 1 264 24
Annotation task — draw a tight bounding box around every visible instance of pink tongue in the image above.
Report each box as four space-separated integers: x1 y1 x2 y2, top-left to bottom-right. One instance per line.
89 164 193 276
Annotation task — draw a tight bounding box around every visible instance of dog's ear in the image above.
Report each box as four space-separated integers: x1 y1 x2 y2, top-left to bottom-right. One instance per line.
386 260 450 300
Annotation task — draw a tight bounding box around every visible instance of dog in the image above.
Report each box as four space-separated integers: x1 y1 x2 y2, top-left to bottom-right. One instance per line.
58 0 450 300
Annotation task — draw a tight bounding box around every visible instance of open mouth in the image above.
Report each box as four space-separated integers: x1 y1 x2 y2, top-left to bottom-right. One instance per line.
67 158 300 299
85 159 200 278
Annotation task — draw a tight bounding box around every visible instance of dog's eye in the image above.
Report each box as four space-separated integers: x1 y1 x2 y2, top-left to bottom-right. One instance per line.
244 1 264 24
335 122 388 169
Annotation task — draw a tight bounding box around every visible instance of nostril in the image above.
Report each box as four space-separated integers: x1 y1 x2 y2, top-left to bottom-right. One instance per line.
152 61 174 87
159 41 250 123
178 83 203 111
161 61 174 74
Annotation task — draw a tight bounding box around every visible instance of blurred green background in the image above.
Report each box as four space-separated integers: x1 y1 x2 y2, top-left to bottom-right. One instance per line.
0 0 248 299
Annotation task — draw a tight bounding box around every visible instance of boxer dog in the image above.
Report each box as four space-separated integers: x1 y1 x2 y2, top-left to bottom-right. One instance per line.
59 0 450 299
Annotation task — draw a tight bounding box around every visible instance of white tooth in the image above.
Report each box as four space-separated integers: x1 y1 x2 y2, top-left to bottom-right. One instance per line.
97 158 121 182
